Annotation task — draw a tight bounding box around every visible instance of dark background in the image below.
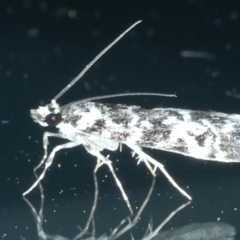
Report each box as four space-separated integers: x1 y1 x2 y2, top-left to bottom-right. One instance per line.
0 0 240 239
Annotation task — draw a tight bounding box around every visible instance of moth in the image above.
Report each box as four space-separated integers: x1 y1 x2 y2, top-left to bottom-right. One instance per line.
23 20 240 214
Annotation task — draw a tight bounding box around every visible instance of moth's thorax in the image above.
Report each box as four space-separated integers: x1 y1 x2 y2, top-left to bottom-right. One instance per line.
60 101 103 126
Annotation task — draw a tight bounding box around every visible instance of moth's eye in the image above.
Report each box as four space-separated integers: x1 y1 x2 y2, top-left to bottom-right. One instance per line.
45 113 62 126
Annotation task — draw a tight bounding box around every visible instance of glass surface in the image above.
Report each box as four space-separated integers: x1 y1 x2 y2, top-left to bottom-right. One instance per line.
0 1 239 239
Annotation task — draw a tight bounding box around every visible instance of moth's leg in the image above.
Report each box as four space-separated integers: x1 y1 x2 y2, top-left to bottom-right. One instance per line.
23 171 49 239
89 150 133 215
143 201 191 240
109 176 156 240
23 141 80 196
72 161 100 240
23 193 48 240
34 132 68 172
126 144 192 201
119 142 122 152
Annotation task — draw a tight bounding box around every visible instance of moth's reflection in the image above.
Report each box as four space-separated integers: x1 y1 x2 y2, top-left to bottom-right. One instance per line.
23 169 235 240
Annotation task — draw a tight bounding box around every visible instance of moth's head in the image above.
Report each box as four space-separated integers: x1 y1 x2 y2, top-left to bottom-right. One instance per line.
30 99 62 127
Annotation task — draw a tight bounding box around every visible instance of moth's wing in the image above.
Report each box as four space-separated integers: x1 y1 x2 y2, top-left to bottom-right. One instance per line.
133 109 240 163
61 102 240 162
81 132 119 152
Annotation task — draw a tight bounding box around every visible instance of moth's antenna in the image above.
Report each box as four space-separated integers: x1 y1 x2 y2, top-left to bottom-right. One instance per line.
78 92 177 103
53 20 142 101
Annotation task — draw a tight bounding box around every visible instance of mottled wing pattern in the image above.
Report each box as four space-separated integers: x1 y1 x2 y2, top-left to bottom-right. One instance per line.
60 101 240 162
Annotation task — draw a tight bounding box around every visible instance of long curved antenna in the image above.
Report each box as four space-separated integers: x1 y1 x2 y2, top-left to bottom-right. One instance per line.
61 92 177 109
75 92 176 104
53 20 142 101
